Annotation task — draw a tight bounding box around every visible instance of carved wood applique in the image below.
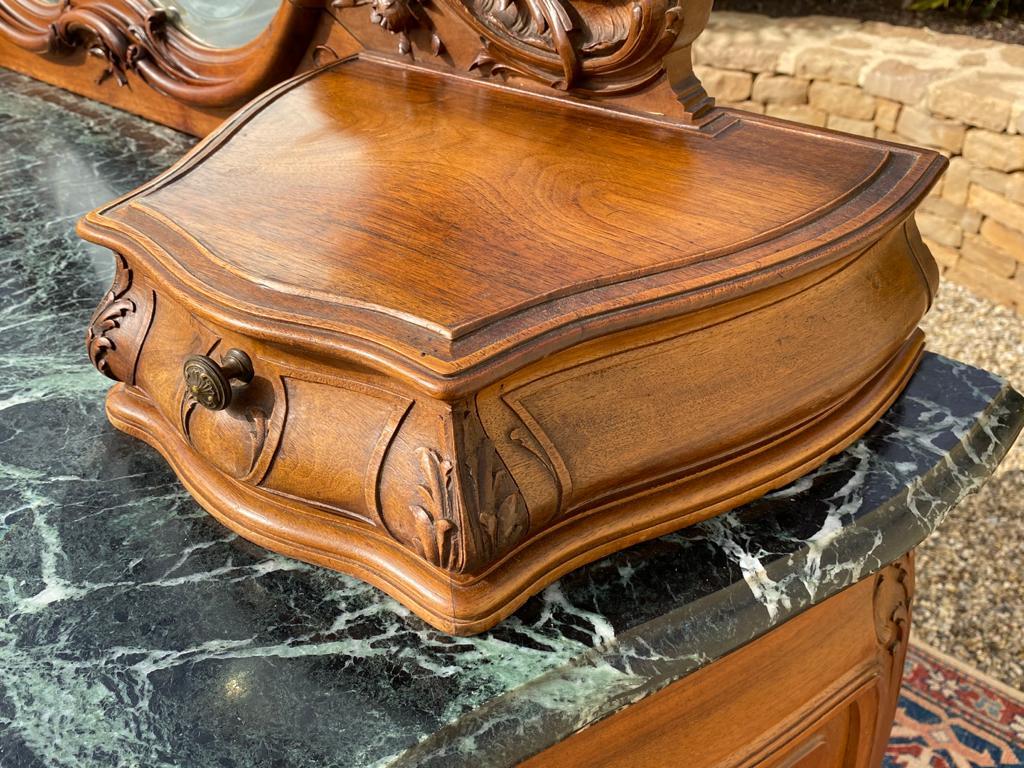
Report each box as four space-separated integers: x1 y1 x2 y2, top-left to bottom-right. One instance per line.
330 0 716 121
407 405 530 573
332 0 444 56
873 553 915 706
459 0 687 94
873 555 913 656
86 251 149 384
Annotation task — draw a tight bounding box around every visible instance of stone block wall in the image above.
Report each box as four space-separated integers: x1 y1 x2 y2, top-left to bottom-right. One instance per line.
694 12 1024 314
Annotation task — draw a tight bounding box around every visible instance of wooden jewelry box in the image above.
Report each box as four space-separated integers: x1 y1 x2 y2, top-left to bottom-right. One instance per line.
80 0 944 635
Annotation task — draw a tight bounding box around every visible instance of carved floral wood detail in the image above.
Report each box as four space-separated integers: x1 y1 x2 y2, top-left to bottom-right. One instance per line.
2 1 201 88
874 555 912 656
86 251 147 383
459 0 687 93
407 407 530 573
330 0 715 118
409 448 461 569
873 553 915 706
332 0 444 56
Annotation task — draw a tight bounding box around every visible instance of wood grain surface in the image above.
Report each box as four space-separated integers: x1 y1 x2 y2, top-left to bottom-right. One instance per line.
83 57 945 387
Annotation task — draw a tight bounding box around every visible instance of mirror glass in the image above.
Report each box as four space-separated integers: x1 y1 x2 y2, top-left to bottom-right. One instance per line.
156 0 281 49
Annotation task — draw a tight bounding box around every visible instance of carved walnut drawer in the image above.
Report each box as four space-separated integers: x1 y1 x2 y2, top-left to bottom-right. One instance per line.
79 56 944 634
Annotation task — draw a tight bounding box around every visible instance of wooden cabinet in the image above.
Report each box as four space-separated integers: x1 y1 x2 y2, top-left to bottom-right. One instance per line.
78 0 943 635
522 556 914 768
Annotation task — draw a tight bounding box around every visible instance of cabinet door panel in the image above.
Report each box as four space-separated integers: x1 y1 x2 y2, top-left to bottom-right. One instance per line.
521 557 913 768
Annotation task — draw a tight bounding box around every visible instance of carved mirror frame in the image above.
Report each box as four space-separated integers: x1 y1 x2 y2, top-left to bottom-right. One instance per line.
0 0 324 117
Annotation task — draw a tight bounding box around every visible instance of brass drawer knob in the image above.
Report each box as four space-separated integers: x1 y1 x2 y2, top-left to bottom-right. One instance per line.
183 349 254 411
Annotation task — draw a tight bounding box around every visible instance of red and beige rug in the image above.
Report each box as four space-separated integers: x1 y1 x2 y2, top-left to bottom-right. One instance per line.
886 642 1024 767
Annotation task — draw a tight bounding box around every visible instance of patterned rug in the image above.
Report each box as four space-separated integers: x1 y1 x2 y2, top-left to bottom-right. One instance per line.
886 642 1024 767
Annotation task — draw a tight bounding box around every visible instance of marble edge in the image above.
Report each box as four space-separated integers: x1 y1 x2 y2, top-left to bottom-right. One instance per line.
384 373 1024 768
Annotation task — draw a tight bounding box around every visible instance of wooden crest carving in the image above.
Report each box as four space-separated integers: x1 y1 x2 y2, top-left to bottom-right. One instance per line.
458 0 688 94
331 0 716 121
873 553 915 705
333 0 444 56
407 405 530 573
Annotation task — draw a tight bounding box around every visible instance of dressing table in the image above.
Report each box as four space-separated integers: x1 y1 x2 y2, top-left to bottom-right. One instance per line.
3 4 1014 766
75 0 946 635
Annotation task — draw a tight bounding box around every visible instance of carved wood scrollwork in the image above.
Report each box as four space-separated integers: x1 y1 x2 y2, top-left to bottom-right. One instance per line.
59 3 168 88
86 251 134 380
873 553 915 705
873 555 912 656
0 0 321 107
86 251 150 384
459 0 687 94
407 406 530 573
330 0 715 120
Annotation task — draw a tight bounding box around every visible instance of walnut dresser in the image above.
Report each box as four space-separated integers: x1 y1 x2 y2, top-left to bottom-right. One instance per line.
77 0 949 637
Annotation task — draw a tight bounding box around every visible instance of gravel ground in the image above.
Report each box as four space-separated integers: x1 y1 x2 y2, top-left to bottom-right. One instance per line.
714 0 1024 45
916 281 1024 690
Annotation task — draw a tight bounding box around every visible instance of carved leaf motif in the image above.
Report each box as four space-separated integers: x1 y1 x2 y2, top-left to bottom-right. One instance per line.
873 554 915 707
335 0 445 56
406 419 529 573
468 442 529 564
51 6 169 87
0 2 253 98
86 253 135 381
1 1 322 108
408 448 460 571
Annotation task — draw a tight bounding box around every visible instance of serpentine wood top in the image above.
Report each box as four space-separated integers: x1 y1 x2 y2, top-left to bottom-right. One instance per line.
83 55 944 388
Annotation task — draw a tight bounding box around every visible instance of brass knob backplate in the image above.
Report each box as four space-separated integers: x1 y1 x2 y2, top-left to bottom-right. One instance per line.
183 349 254 411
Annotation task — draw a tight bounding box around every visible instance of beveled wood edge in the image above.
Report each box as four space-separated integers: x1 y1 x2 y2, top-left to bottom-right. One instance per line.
73 55 946 388
351 49 740 136
515 556 913 768
106 383 463 623
103 332 924 635
79 206 930 404
450 333 926 626
732 671 881 768
122 145 893 343
80 54 943 227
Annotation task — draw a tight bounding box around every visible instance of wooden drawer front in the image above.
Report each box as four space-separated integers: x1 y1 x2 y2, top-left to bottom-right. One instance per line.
521 557 913 768
481 224 930 528
132 286 416 527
